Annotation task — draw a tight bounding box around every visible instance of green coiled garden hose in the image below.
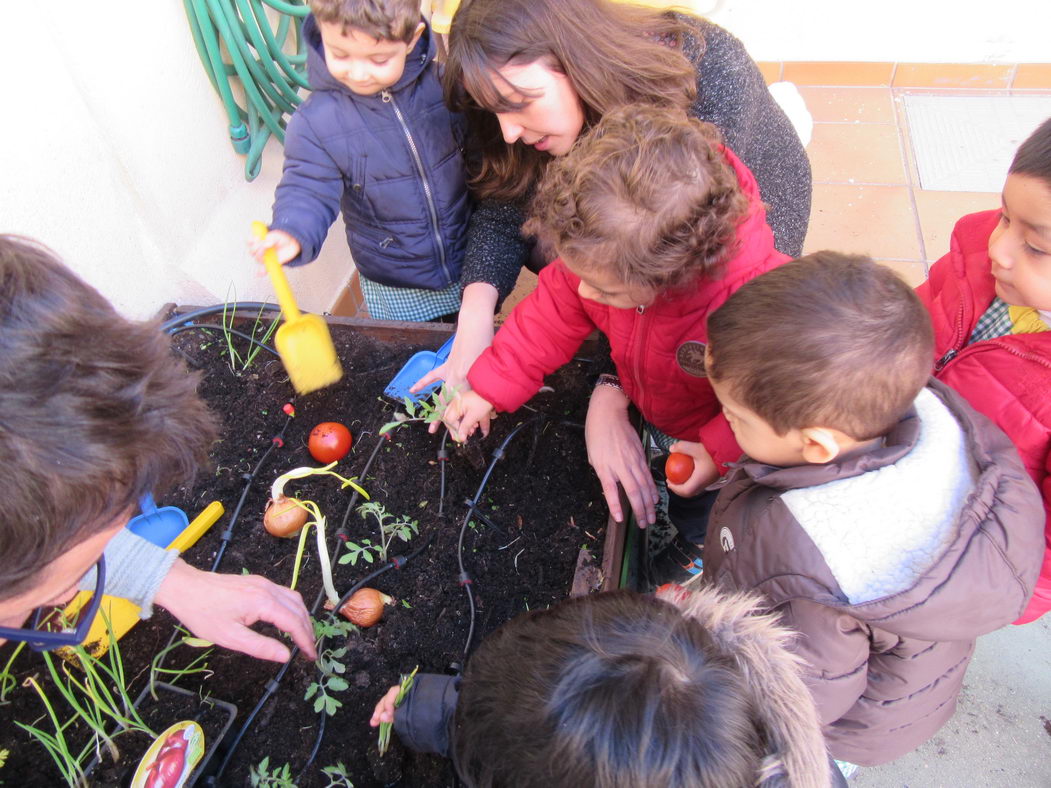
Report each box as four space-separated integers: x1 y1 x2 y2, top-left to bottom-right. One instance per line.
183 0 310 180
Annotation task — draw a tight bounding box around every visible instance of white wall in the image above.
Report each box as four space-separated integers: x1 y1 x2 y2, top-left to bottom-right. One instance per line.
1 2 1046 321
1 2 348 320
706 0 1051 63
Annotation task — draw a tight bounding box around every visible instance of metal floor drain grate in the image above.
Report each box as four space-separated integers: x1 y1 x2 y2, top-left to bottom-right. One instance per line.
905 94 1051 192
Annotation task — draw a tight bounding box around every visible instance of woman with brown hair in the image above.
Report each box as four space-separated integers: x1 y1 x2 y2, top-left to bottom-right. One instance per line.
413 0 810 527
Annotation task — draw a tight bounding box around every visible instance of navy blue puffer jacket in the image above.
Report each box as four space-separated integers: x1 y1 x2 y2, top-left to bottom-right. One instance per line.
271 16 470 290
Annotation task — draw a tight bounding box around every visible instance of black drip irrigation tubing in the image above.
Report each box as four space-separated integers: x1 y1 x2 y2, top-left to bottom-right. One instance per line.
456 415 544 657
211 529 436 785
166 323 281 361
208 428 414 782
159 302 280 334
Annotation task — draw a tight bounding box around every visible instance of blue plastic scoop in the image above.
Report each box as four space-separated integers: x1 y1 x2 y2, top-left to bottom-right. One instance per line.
127 493 190 548
384 335 455 403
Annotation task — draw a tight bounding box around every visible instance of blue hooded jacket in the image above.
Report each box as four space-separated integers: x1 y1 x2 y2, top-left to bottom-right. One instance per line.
271 15 470 290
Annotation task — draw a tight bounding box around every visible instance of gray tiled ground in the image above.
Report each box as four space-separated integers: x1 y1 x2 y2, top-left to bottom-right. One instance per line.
854 614 1051 786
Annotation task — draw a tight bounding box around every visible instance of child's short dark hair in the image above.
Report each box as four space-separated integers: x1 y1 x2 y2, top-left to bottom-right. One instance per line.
0 236 217 600
1009 116 1051 187
707 252 934 441
309 0 421 42
452 590 765 788
523 105 748 293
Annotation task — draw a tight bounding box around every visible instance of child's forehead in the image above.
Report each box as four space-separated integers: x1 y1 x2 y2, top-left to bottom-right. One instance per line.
318 21 405 52
1004 172 1051 236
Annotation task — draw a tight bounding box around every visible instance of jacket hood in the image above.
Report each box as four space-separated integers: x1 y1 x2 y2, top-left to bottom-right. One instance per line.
657 584 832 788
731 380 1044 641
303 13 434 96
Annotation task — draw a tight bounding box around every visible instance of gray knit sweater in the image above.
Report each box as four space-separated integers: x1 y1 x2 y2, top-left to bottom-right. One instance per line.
459 17 812 300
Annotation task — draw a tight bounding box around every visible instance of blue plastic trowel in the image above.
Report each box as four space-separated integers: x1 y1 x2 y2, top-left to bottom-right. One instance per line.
384 335 455 403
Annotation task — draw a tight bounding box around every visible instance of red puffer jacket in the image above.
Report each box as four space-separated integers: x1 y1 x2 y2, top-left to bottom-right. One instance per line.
468 147 789 470
916 209 1051 624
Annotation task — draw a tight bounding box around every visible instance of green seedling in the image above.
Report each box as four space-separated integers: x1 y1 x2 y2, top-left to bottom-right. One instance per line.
342 502 418 565
379 386 454 436
250 756 297 787
305 644 350 716
321 761 354 787
378 666 418 757
221 294 280 373
149 630 213 700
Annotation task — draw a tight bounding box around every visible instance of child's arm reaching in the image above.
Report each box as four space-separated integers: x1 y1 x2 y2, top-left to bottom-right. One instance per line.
443 390 497 442
247 229 301 265
665 440 719 497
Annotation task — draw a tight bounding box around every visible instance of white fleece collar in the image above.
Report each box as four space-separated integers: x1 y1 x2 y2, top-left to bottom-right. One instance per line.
781 389 977 605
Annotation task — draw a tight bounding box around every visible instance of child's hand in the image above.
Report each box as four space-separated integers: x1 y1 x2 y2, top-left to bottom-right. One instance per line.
248 229 301 265
666 440 719 497
369 685 401 727
444 390 496 442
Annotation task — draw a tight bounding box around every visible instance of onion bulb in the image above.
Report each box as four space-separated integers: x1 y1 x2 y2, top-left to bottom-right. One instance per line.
338 588 393 627
263 495 309 537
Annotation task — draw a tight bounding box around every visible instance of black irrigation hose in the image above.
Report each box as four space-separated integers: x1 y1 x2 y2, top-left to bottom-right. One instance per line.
160 302 280 333
438 428 450 517
299 531 437 776
337 431 388 537
456 416 543 656
153 408 297 682
166 322 281 360
213 533 436 784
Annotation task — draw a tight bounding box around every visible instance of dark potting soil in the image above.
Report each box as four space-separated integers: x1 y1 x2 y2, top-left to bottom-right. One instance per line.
0 316 609 787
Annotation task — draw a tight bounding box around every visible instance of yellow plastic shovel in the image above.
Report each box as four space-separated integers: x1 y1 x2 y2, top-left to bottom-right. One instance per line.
251 221 343 394
59 501 225 660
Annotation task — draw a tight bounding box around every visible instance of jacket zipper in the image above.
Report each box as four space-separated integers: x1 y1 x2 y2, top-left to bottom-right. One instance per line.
631 305 649 417
381 89 451 285
934 300 968 373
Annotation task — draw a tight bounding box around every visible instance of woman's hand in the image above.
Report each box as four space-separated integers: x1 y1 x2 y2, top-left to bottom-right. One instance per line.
154 559 317 662
665 440 719 498
369 685 402 727
585 385 658 527
412 284 498 430
247 229 300 265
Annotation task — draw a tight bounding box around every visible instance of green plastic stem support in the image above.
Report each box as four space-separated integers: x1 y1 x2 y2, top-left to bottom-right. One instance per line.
183 0 310 180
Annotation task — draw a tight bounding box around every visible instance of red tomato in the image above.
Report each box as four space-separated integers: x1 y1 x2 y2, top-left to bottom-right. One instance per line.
308 422 352 463
665 452 695 485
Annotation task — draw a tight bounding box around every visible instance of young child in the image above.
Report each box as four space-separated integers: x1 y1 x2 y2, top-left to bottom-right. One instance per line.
917 117 1051 624
251 0 471 322
443 104 789 552
0 235 316 663
700 253 1044 767
371 585 838 788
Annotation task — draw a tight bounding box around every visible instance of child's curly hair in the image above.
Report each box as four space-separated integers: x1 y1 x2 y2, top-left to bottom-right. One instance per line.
523 105 749 293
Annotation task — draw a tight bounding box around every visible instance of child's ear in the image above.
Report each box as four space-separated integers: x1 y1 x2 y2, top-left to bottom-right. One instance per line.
410 21 426 48
799 427 841 464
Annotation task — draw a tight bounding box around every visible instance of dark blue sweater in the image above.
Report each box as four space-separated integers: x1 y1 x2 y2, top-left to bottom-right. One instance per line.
271 16 470 290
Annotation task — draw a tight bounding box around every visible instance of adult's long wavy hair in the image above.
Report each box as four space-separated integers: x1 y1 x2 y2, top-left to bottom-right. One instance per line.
445 0 700 202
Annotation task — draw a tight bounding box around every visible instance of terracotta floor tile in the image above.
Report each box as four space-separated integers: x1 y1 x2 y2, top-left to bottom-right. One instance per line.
782 61 894 87
879 259 928 288
804 184 922 260
1013 64 1051 90
757 61 782 85
496 268 538 323
808 123 907 185
891 93 921 187
797 87 896 123
893 63 1013 89
914 190 999 261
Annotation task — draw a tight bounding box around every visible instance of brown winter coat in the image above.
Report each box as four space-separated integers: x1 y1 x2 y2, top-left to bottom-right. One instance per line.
701 381 1044 765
